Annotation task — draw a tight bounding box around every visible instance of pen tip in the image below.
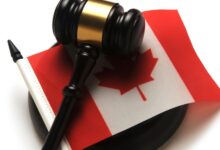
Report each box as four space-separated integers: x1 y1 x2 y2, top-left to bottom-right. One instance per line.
7 39 23 62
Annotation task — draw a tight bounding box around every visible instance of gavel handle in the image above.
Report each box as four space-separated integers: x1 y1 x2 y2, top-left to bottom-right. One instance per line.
42 44 99 150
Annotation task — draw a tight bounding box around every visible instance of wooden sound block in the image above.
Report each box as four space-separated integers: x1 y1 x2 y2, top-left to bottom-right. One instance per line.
28 93 188 150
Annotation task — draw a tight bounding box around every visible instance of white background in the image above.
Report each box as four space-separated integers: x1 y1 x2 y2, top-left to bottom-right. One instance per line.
0 0 220 149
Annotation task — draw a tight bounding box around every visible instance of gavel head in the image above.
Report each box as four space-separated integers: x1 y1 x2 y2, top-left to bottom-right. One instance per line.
53 0 145 56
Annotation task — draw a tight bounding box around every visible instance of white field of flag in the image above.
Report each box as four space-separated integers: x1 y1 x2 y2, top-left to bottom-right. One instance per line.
87 21 194 135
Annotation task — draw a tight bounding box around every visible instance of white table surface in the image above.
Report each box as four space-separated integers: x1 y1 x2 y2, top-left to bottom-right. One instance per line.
0 0 220 149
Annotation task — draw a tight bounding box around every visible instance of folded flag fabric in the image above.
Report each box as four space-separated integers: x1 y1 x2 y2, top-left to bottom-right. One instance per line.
26 10 220 150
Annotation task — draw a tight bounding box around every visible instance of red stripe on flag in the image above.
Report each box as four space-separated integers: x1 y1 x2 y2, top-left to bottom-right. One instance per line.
143 10 220 101
66 91 112 150
28 46 112 150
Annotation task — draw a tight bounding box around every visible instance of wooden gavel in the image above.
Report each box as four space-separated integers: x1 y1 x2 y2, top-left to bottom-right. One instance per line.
42 0 145 149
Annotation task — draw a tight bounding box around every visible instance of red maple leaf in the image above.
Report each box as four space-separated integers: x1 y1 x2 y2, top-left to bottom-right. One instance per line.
95 49 158 101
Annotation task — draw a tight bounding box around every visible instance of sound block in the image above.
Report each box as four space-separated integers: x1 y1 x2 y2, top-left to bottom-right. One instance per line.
28 93 188 150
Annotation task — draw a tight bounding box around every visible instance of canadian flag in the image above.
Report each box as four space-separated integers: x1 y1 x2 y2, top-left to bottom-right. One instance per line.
24 10 220 150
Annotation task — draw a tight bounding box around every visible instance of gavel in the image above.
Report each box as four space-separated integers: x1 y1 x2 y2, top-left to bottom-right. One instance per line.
42 0 145 149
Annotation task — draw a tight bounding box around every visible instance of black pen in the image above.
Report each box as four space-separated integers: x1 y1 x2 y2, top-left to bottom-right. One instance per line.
8 40 71 150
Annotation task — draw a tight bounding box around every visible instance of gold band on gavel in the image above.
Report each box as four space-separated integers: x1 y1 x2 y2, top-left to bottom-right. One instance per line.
77 0 115 46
